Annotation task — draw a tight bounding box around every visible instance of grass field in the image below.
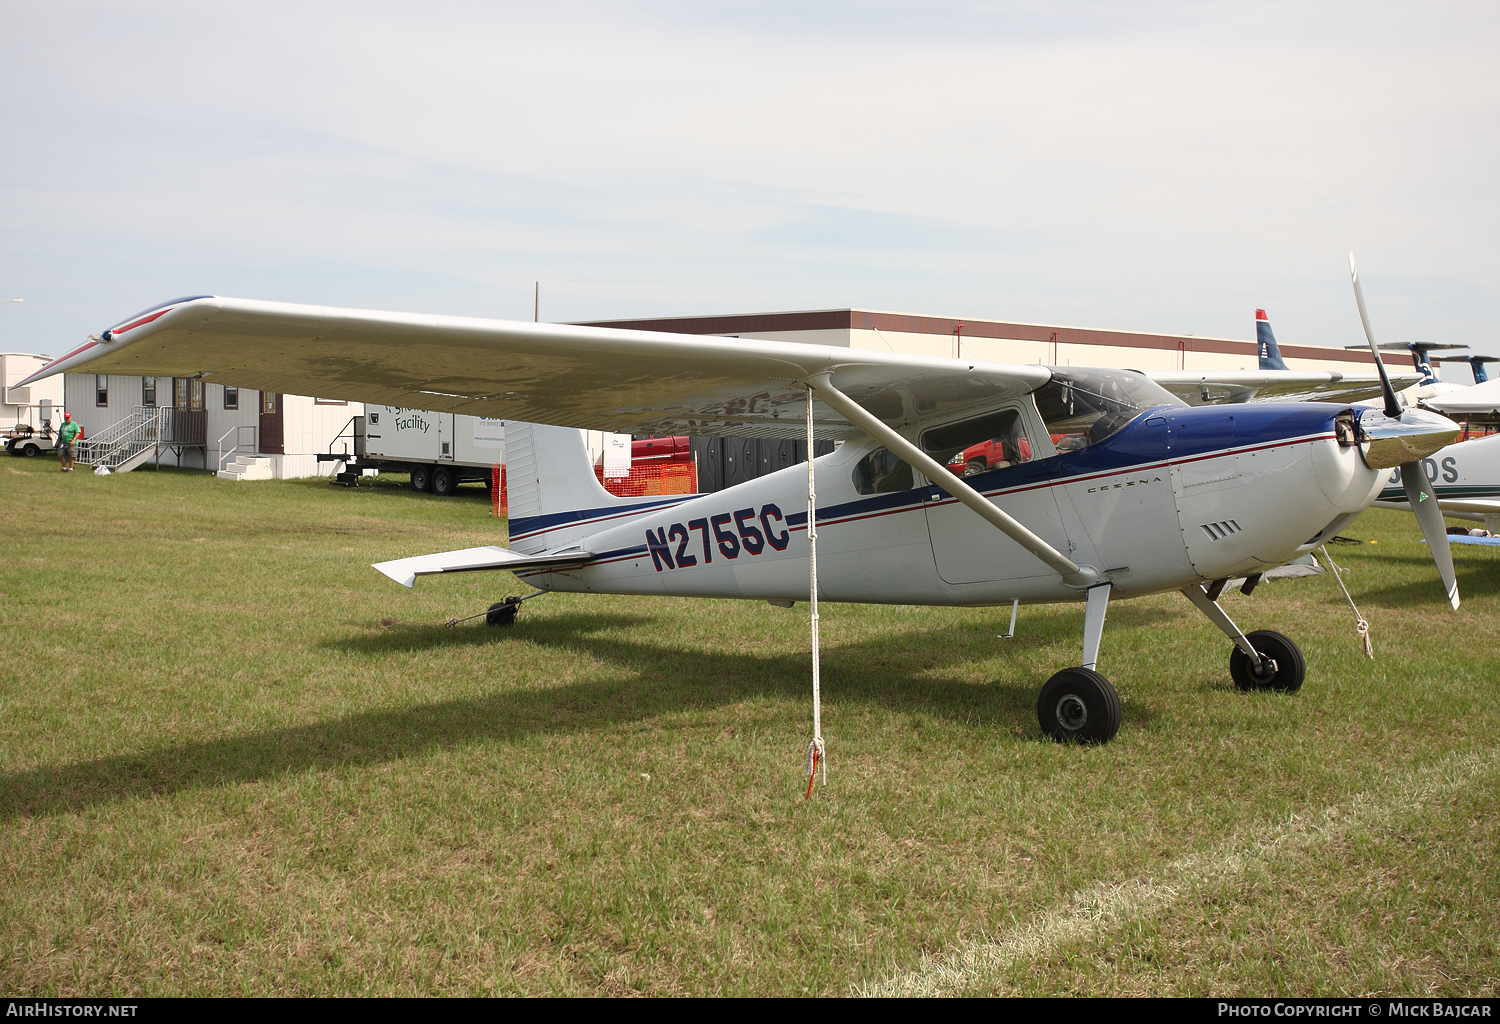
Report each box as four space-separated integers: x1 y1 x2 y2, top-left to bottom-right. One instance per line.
2 456 1497 996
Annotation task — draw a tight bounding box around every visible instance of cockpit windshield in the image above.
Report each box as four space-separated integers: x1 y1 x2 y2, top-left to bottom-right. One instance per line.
1033 369 1184 451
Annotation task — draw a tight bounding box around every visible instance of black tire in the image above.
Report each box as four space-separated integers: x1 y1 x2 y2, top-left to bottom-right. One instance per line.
1229 630 1305 693
22 444 39 458
410 465 433 492
1037 667 1122 744
432 466 456 496
485 601 518 627
964 458 987 477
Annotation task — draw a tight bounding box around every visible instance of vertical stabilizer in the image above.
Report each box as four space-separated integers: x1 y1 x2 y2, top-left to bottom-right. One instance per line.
1406 343 1441 385
1464 356 1497 384
504 422 688 556
1256 310 1289 370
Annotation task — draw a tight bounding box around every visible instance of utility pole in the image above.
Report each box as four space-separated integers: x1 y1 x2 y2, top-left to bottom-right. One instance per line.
534 282 539 323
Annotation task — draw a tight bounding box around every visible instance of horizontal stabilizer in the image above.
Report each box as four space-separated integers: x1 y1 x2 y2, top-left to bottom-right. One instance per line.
372 545 594 588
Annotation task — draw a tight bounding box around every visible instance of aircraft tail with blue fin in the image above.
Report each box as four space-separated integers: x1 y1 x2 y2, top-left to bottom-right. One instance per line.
1256 309 1289 371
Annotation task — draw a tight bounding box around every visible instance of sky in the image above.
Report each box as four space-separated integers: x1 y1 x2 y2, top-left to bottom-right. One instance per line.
2 1 1497 369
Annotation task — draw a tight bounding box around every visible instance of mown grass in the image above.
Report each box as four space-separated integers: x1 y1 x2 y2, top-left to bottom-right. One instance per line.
1 456 1497 996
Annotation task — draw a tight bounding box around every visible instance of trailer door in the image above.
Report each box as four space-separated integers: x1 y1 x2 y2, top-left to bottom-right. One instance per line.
438 413 455 460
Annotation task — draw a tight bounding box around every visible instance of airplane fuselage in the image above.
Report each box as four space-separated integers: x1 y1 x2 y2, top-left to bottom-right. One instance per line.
514 402 1383 606
1378 432 1500 502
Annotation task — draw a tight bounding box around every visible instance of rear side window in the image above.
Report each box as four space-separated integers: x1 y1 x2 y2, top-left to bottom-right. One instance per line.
851 446 913 495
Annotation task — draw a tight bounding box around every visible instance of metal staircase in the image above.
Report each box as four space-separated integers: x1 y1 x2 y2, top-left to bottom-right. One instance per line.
75 407 173 473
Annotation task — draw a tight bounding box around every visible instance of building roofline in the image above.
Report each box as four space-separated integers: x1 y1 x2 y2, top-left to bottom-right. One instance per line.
574 308 1380 366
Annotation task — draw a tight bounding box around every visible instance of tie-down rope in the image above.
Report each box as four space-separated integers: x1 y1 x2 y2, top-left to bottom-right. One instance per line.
805 385 826 797
1317 544 1373 659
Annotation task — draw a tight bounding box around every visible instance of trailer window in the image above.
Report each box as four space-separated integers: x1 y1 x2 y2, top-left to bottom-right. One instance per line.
851 446 913 495
1033 369 1183 451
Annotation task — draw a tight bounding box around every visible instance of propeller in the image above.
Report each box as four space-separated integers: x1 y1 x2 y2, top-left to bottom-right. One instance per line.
1350 253 1460 610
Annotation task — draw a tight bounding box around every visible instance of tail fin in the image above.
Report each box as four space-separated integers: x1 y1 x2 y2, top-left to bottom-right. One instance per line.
1256 309 1289 370
1463 355 1497 384
1406 343 1441 385
504 422 690 554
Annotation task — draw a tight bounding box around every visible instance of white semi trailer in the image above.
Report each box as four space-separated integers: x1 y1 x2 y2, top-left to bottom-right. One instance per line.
325 405 508 494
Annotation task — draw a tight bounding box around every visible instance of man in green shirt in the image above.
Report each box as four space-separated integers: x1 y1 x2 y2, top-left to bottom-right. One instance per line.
57 413 81 473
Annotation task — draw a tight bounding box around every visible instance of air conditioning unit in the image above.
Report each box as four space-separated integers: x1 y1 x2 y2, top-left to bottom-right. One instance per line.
4 387 29 406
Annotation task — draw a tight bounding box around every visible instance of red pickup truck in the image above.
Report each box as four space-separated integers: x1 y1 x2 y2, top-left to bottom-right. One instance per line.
945 437 1034 476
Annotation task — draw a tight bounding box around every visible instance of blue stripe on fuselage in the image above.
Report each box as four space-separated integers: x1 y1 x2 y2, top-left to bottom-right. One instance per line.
807 402 1345 525
509 494 694 540
519 403 1346 542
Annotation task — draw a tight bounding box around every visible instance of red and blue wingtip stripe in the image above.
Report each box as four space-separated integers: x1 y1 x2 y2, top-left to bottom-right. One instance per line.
16 294 217 387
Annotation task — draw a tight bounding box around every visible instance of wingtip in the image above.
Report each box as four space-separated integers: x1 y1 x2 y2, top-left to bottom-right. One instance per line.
371 562 417 588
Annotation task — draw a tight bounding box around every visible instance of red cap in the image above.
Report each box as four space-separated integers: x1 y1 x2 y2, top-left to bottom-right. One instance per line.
1255 309 1268 321
63 412 71 420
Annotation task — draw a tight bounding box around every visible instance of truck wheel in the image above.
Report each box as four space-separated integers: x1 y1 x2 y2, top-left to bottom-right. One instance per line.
432 466 456 496
964 458 986 476
410 465 432 492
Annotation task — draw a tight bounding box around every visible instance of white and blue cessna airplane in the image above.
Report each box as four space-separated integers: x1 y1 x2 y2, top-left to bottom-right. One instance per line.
20 261 1460 744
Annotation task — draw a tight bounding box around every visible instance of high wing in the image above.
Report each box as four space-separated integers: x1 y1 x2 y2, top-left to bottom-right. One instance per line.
1148 369 1423 407
21 295 1049 438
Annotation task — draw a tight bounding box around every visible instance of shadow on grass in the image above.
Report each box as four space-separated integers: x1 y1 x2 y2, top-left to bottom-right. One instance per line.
1349 561 1500 608
1 612 1131 821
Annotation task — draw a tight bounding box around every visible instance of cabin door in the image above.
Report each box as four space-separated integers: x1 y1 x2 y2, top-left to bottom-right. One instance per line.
260 392 284 454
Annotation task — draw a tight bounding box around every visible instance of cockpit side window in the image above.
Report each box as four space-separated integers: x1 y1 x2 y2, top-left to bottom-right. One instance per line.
920 407 1033 477
1033 369 1184 451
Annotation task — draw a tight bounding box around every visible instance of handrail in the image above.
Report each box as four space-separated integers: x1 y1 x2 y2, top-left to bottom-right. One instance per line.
326 415 358 457
216 424 257 472
75 406 173 470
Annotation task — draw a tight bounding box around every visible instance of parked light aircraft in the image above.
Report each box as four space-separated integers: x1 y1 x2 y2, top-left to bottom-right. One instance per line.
1374 432 1500 536
20 264 1460 744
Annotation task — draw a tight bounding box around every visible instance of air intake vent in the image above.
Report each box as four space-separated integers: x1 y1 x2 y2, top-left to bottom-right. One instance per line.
1200 520 1242 541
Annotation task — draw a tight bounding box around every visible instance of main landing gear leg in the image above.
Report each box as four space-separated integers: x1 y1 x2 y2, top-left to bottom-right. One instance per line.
1180 584 1305 692
1038 584 1122 744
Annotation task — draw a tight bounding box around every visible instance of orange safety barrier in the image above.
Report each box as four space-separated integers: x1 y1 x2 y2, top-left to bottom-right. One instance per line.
594 462 698 498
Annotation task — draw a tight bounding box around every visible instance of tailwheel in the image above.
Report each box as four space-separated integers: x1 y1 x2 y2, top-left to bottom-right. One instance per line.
1038 667 1121 744
486 598 520 627
1229 630 1305 693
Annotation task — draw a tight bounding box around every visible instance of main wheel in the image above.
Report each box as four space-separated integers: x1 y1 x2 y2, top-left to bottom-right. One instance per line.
1037 667 1122 744
486 600 518 627
432 466 456 496
1229 630 1305 692
410 465 433 492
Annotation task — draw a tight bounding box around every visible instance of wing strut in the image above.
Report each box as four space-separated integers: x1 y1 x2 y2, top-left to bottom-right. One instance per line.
803 374 1095 586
